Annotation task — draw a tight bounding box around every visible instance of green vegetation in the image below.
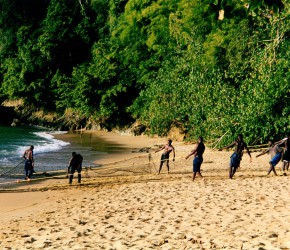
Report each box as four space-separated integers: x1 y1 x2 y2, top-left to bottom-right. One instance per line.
0 0 289 145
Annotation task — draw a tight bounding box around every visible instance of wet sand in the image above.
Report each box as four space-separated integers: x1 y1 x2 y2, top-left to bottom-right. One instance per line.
0 131 290 249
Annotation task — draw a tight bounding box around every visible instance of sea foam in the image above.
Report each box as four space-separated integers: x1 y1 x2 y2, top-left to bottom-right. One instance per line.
18 131 70 155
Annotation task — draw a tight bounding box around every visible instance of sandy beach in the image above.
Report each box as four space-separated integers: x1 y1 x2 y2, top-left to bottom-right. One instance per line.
0 131 290 250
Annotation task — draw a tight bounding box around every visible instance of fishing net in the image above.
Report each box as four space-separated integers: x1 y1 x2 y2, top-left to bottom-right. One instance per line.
0 147 189 191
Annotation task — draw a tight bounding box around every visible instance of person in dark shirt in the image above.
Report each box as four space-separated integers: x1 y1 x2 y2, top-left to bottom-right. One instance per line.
185 136 205 181
219 134 252 179
256 140 283 176
68 152 83 185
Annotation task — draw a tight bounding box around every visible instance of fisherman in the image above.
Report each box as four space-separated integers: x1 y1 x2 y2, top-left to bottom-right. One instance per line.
23 145 34 181
68 152 83 184
155 139 175 174
275 135 290 175
185 136 205 181
219 134 252 179
256 139 283 176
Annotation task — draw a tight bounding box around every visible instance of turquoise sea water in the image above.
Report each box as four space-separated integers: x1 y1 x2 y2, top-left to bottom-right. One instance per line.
0 125 130 176
0 125 64 171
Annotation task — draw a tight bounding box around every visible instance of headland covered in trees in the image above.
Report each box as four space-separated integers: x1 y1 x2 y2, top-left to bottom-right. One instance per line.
0 0 289 146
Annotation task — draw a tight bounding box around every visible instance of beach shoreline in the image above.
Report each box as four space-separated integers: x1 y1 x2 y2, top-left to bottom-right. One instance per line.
1 131 290 249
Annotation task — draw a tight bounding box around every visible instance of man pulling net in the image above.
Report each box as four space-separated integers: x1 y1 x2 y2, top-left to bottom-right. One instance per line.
68 152 83 185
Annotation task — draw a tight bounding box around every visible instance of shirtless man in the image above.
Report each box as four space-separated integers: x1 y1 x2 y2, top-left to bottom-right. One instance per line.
23 145 34 181
275 135 290 174
185 136 205 181
155 139 175 174
219 134 252 179
256 140 283 176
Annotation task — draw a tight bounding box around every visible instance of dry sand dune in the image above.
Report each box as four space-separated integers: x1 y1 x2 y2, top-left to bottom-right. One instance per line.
0 132 289 250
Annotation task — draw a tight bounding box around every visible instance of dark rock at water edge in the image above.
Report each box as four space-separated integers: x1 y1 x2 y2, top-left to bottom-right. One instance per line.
0 106 16 126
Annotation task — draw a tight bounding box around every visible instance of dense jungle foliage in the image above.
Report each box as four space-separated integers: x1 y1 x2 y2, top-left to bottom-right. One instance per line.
0 0 289 145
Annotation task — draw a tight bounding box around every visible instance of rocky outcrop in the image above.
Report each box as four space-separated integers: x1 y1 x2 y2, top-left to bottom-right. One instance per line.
1 100 186 142
0 106 16 125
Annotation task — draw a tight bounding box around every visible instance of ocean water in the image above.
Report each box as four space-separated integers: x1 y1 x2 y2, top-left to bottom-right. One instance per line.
0 125 130 176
